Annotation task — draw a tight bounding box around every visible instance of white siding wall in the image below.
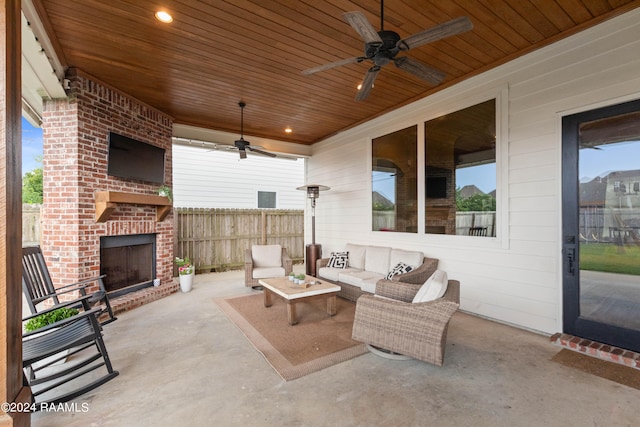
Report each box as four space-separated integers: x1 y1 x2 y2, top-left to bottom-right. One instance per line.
172 144 306 209
307 9 640 334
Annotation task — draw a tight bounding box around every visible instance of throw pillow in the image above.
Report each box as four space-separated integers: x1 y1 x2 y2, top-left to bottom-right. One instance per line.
385 262 413 280
327 251 349 269
412 270 448 303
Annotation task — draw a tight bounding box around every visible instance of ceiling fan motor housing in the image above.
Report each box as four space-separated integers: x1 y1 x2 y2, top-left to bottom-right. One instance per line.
365 30 401 66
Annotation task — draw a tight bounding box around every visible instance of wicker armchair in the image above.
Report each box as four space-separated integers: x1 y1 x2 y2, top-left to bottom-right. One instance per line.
352 279 460 366
244 245 292 288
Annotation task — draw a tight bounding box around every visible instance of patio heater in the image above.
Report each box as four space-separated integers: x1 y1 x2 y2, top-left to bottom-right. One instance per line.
297 184 330 276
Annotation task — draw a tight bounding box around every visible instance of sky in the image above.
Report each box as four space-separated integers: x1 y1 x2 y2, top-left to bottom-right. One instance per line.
22 117 43 174
579 141 640 181
456 163 496 194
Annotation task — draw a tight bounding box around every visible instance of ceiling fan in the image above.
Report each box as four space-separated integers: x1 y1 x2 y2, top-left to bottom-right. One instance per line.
302 0 473 101
232 102 276 159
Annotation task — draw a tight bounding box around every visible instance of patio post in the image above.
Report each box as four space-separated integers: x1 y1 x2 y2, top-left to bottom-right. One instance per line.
1 0 32 425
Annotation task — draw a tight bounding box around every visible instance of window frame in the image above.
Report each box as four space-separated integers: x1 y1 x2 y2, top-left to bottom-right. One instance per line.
257 190 277 209
370 124 419 234
368 85 509 249
424 98 496 238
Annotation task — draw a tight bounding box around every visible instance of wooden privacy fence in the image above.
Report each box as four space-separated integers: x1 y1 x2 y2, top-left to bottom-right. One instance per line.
174 208 304 273
22 204 41 246
455 211 496 236
373 209 496 236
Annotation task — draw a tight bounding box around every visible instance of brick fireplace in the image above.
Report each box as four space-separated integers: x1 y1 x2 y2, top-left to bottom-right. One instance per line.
41 68 175 301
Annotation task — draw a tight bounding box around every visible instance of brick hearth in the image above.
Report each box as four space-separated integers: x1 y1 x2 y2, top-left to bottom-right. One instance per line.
108 280 180 316
550 332 640 371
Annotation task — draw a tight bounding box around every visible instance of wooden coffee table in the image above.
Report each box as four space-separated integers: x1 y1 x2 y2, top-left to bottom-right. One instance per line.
259 276 341 325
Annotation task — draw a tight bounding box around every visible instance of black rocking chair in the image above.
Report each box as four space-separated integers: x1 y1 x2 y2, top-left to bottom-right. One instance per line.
22 296 119 407
22 245 117 325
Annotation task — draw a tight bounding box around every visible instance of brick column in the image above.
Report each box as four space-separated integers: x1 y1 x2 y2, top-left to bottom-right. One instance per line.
41 97 82 288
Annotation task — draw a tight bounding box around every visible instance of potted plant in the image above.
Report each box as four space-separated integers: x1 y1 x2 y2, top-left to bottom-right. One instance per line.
157 185 173 202
24 307 80 367
24 307 80 333
175 256 194 292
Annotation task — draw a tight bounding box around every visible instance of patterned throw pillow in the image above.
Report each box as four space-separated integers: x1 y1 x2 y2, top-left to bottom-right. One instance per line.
327 251 349 268
385 262 413 280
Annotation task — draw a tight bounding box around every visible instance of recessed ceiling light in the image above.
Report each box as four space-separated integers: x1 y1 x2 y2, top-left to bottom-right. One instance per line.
285 127 292 133
155 10 173 23
357 83 374 90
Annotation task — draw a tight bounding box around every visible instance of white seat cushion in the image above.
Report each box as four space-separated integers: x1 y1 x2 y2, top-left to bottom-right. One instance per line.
252 266 285 279
412 270 448 303
390 249 424 269
359 277 380 294
364 246 392 276
252 245 282 268
338 270 384 289
318 266 360 282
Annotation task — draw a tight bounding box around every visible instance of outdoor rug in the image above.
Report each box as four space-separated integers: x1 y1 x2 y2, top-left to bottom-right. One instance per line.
551 349 640 390
214 292 367 381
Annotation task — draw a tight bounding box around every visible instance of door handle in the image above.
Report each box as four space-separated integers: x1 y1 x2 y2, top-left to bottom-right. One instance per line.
566 247 576 276
564 235 577 277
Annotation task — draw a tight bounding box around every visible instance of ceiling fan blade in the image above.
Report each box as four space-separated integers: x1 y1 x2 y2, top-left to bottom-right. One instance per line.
343 11 383 44
355 67 380 101
248 147 277 158
394 57 446 85
239 148 247 159
302 57 362 75
398 16 473 51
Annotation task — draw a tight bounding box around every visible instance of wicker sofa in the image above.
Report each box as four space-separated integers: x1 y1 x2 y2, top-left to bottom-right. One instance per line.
352 278 460 366
316 243 438 302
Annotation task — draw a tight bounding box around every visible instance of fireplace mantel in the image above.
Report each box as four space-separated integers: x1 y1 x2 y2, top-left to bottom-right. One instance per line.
95 191 172 222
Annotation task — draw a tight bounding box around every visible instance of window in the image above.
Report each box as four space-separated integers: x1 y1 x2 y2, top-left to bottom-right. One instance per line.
372 126 418 232
258 191 276 208
425 99 496 236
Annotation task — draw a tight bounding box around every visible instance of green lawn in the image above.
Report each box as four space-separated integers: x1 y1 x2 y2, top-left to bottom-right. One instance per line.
580 242 640 275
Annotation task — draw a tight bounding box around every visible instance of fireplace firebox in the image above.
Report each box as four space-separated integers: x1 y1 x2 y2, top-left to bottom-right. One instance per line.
100 233 156 297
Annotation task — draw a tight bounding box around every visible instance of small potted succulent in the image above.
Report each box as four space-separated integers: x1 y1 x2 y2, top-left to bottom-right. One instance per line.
175 256 194 292
157 185 173 202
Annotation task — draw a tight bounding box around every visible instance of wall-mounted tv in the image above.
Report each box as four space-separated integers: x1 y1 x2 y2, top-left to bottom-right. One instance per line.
107 132 165 184
426 177 447 199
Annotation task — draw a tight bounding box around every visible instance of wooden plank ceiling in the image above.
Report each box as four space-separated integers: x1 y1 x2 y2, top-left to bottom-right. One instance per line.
34 0 639 145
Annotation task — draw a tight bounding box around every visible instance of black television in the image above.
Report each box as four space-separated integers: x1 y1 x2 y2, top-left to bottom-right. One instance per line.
426 177 447 199
107 132 165 184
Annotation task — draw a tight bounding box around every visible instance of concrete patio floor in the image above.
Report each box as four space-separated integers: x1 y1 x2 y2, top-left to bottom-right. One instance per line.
31 267 640 427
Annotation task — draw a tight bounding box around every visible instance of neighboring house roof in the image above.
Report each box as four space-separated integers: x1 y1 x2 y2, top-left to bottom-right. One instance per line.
459 185 485 198
372 191 394 209
580 169 640 207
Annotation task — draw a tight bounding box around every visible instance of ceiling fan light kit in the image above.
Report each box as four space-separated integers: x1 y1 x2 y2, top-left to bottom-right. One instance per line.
302 1 472 101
